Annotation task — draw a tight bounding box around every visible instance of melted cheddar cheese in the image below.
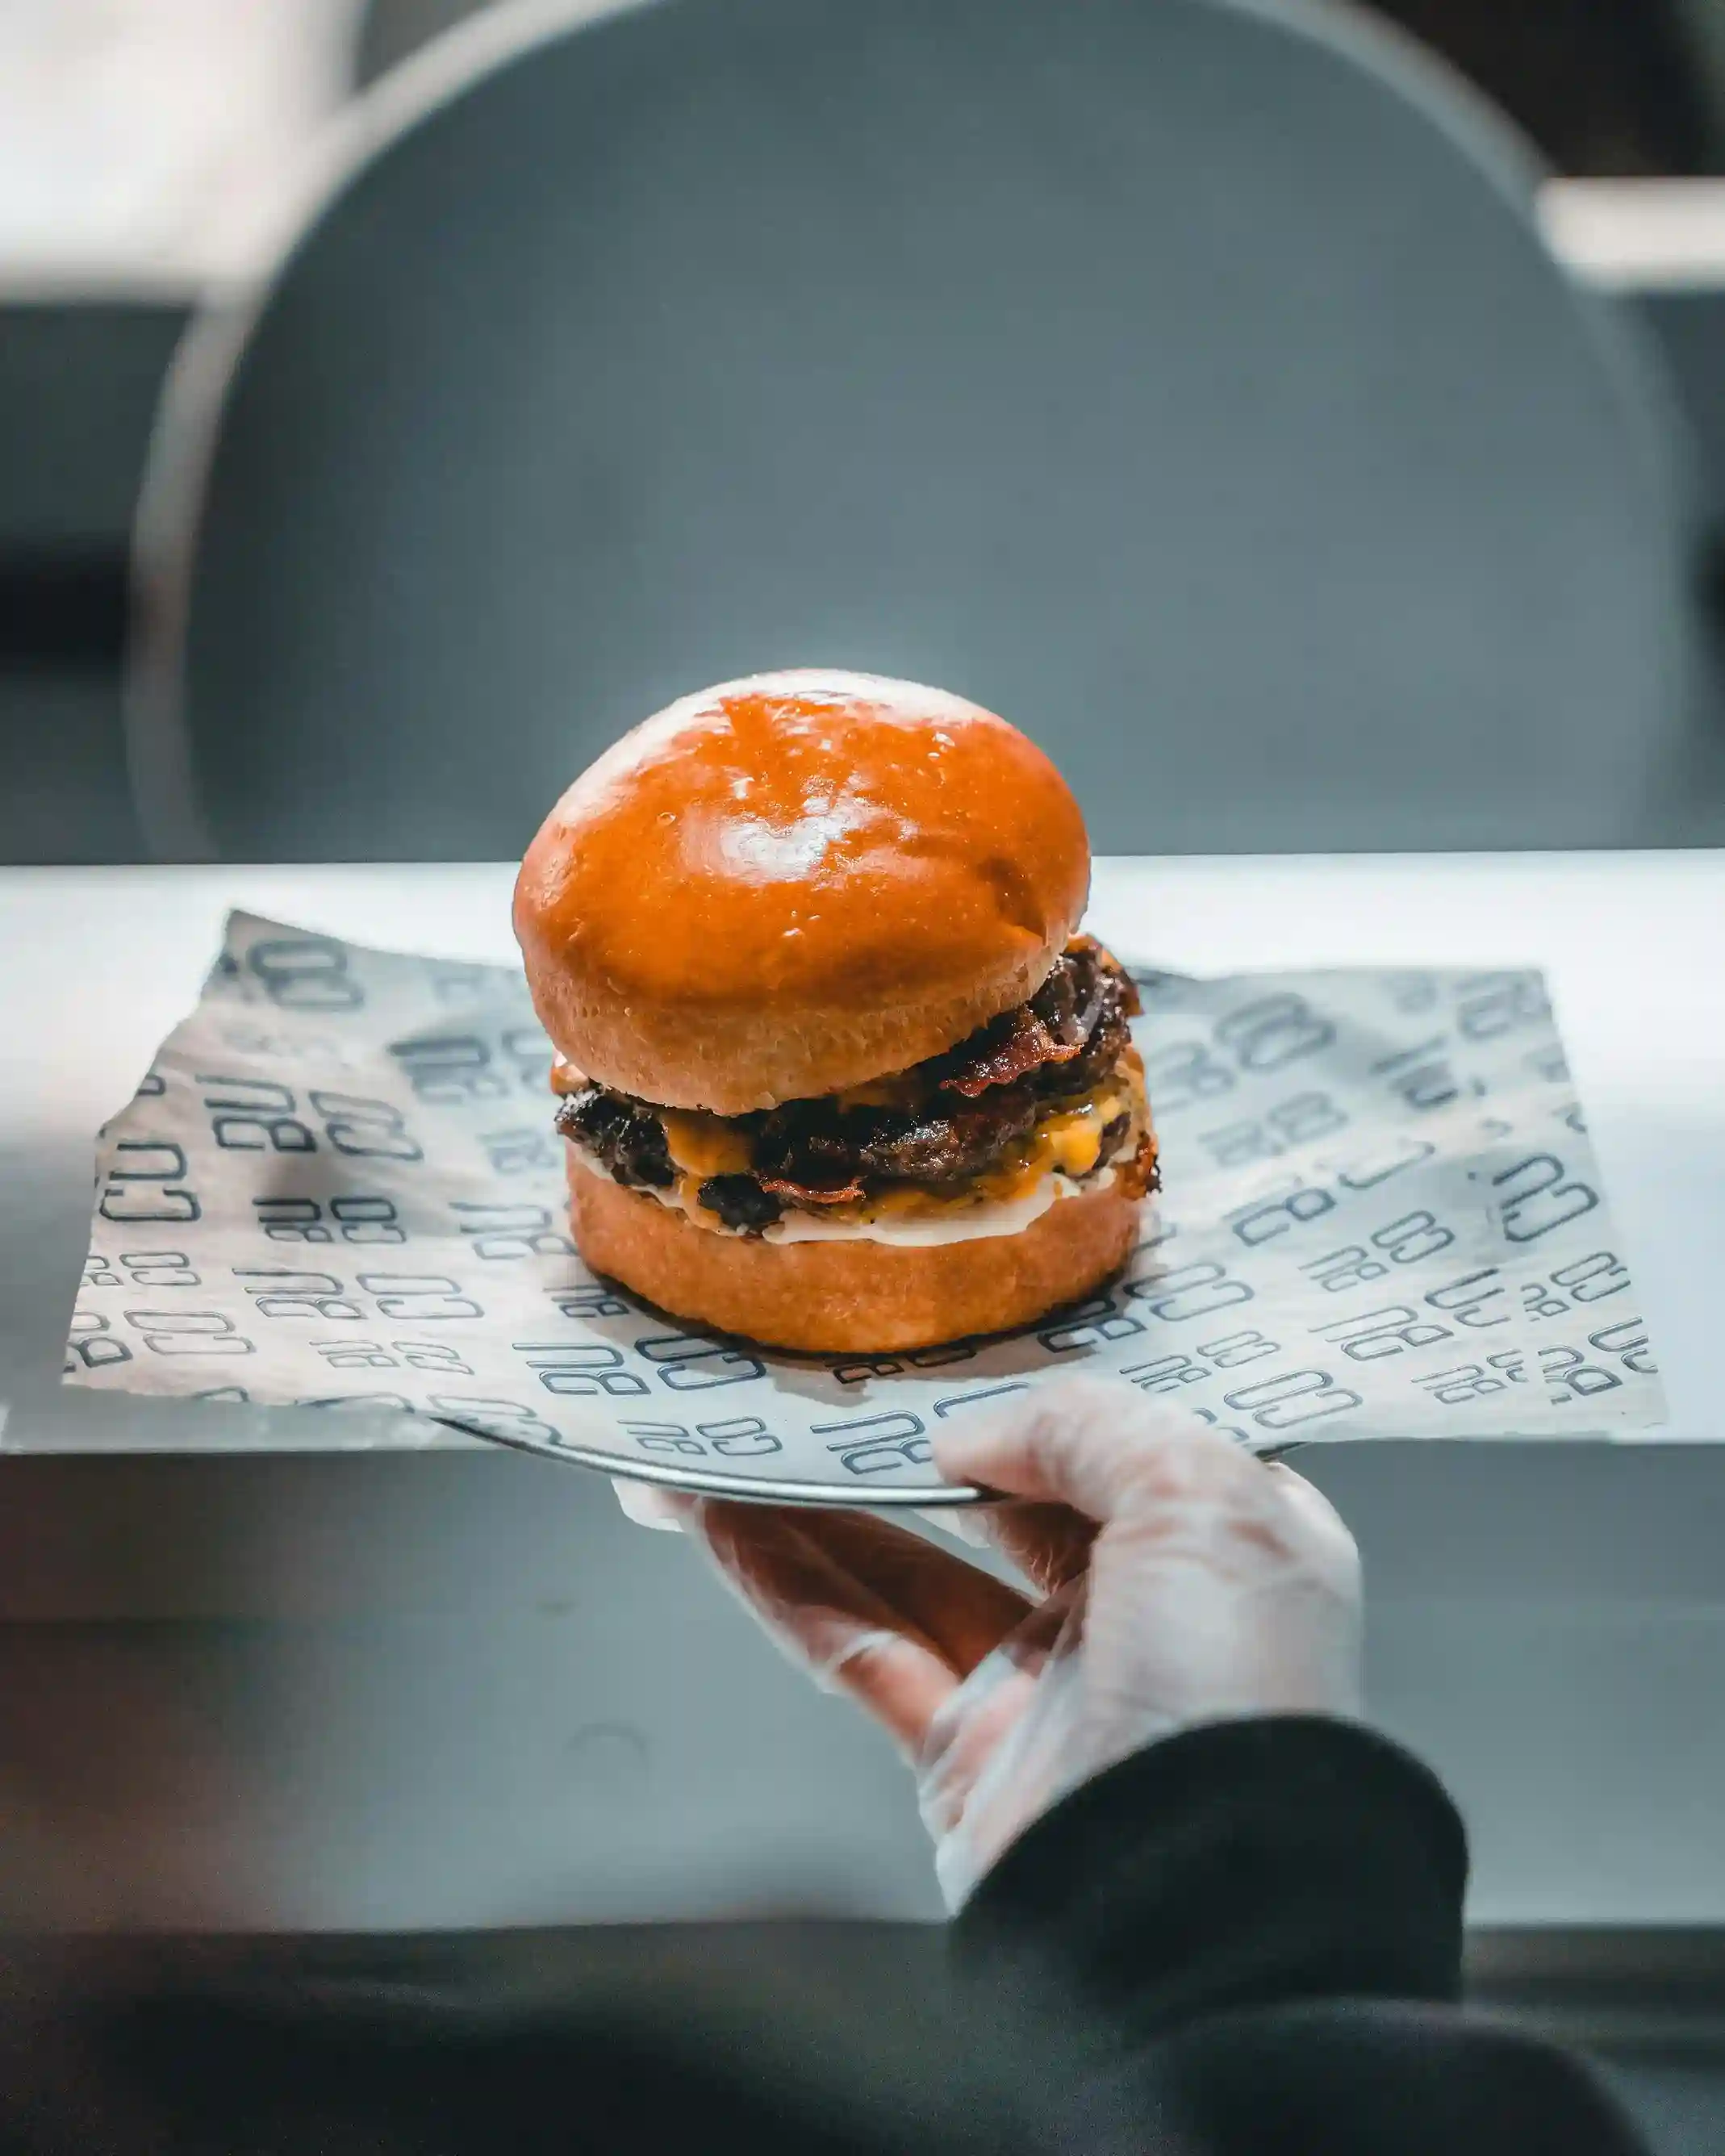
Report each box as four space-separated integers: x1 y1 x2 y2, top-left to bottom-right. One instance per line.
560 1053 1148 1239
658 1075 1136 1212
974 1084 1133 1204
659 1110 755 1180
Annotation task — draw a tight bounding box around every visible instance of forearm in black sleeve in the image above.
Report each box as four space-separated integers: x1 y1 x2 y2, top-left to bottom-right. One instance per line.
954 1716 1467 2040
950 1716 1648 2156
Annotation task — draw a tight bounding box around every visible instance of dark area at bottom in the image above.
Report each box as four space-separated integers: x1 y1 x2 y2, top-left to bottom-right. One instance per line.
4 1923 1719 2154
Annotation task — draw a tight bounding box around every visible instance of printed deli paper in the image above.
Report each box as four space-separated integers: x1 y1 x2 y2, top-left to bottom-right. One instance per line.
62 915 1665 1499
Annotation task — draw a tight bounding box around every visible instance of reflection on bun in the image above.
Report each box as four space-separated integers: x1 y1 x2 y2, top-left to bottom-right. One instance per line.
514 671 1090 1115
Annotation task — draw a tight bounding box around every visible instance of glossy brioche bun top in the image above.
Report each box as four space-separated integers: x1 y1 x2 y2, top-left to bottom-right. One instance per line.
513 670 1091 1113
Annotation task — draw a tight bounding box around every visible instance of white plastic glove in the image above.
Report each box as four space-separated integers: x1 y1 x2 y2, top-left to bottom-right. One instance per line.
633 1377 1363 1910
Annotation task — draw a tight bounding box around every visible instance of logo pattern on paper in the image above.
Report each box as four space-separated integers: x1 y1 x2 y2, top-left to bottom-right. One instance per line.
62 917 1666 1494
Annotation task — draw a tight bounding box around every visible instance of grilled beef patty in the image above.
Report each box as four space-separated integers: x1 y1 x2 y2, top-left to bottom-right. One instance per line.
555 938 1149 1231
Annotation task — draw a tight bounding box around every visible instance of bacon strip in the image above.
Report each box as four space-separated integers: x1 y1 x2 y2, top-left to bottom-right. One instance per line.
934 938 1139 1098
1115 1126 1161 1202
937 1008 1081 1098
757 1175 867 1206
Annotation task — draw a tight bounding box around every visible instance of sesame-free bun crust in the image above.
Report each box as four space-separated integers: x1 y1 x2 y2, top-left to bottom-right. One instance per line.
515 671 1090 1113
566 1154 1138 1353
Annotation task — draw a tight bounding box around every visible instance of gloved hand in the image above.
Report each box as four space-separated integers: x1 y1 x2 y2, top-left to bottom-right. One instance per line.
628 1377 1363 1909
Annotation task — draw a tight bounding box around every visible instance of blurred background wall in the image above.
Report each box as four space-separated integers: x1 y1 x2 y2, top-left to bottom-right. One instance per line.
357 0 1725 170
6 0 1725 863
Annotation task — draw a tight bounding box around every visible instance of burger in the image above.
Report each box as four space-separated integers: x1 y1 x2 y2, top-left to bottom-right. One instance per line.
512 671 1157 1353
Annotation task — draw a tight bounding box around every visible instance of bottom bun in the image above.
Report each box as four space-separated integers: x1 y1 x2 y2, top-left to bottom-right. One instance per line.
566 1154 1142 1352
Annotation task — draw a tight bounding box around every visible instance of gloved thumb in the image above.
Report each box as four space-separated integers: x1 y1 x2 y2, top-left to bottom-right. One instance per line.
932 1376 1231 1522
610 1475 687 1530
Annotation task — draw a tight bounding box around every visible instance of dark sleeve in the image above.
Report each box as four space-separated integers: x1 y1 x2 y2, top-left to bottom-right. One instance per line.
951 1716 1648 2156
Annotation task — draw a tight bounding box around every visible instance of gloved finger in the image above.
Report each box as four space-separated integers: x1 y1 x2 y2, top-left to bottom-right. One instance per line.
917 1577 1088 1878
973 1499 1096 1595
1263 1462 1362 1586
932 1377 1243 1522
610 1476 687 1530
682 1501 967 1754
798 1506 1035 1676
917 1653 1043 1841
914 1506 991 1549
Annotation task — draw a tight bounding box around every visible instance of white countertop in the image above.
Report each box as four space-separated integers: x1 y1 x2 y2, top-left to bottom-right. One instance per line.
3 853 1725 1932
6 851 1720 1449
14 178 1725 303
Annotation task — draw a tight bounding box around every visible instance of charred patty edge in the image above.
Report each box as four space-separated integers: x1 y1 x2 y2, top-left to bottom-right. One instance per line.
553 939 1153 1234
